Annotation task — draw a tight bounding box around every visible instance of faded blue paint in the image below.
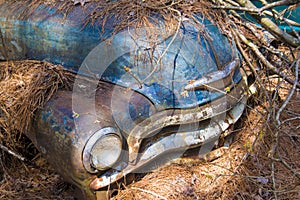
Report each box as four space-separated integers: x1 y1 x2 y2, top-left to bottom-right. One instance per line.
99 20 241 108
63 116 67 125
42 110 52 122
64 126 73 132
0 2 242 109
0 3 113 70
40 98 74 134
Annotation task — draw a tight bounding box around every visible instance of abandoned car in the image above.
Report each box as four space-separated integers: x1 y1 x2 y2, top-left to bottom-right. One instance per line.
0 2 251 199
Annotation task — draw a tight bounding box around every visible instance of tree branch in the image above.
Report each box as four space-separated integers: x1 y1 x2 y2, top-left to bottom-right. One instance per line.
276 58 299 125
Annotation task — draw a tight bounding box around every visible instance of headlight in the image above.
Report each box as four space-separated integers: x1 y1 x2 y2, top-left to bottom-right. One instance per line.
83 127 122 173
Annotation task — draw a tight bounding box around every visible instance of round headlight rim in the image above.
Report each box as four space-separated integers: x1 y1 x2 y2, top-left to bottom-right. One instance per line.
89 133 123 171
82 127 122 173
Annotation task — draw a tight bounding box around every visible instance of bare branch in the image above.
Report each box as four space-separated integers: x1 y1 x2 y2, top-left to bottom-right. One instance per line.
0 143 26 161
235 29 300 88
212 5 260 12
234 0 300 47
279 157 300 180
231 28 271 103
276 58 299 125
259 0 299 13
131 187 168 200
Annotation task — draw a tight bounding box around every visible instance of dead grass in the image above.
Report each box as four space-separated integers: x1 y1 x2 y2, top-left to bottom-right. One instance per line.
0 61 75 199
0 0 227 40
0 60 74 135
0 150 77 200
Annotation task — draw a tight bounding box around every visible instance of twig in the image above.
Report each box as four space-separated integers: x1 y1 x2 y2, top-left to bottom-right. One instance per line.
281 116 300 124
236 29 300 89
268 128 279 200
261 45 290 63
136 0 183 10
213 0 299 14
131 187 168 200
141 7 182 84
231 28 271 102
282 18 300 42
211 5 261 13
276 58 299 125
223 0 240 7
0 144 26 162
0 151 9 179
280 161 300 180
271 160 278 200
259 0 299 13
123 66 143 89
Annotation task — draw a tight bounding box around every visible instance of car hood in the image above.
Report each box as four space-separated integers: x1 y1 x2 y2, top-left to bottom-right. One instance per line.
0 2 242 109
81 19 242 109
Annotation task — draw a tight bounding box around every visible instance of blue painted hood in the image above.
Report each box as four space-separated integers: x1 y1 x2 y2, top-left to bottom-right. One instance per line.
0 2 241 109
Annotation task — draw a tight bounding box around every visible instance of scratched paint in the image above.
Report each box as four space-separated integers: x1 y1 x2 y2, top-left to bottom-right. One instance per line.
0 2 243 109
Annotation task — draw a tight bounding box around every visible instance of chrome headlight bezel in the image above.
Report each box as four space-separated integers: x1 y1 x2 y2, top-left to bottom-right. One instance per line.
82 127 123 173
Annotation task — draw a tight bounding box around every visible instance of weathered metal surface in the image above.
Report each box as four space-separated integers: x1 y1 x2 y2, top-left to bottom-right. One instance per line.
126 77 247 164
29 74 248 194
90 86 248 190
29 79 155 199
184 59 239 91
80 20 242 109
0 2 243 110
0 2 113 69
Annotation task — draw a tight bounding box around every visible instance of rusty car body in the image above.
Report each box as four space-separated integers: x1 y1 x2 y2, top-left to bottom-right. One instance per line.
0 1 252 199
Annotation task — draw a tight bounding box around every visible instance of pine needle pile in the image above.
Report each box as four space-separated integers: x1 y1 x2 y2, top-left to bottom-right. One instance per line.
0 61 73 135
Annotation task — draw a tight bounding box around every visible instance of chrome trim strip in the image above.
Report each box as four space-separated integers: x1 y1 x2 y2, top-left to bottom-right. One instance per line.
127 78 247 163
90 95 247 190
184 59 240 91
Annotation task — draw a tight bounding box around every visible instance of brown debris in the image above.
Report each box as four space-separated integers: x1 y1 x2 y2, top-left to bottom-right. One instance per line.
0 60 73 138
0 61 75 199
